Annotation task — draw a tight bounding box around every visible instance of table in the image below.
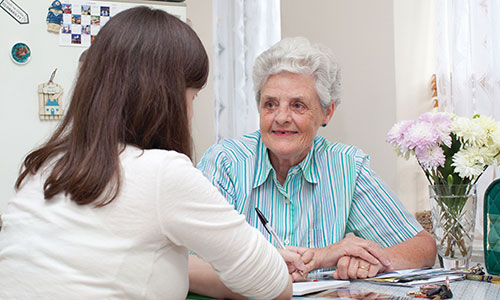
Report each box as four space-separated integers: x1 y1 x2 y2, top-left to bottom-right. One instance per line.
340 279 500 299
187 279 500 299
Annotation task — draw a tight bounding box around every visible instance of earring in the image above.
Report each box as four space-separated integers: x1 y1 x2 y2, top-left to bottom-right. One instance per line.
322 123 327 127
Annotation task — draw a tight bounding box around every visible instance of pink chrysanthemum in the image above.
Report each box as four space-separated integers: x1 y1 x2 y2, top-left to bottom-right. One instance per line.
386 120 415 153
418 112 452 147
415 145 445 170
405 121 440 153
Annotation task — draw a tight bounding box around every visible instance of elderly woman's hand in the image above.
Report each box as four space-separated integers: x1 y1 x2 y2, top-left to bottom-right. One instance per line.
327 236 391 269
332 256 391 280
286 236 391 274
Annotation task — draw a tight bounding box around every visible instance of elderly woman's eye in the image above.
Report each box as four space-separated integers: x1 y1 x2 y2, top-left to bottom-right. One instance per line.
292 102 305 110
264 101 276 109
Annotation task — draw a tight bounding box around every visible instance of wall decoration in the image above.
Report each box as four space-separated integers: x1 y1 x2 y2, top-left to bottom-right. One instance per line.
0 0 28 24
38 69 64 120
10 42 31 64
57 0 186 48
57 1 185 47
59 1 119 47
47 0 63 32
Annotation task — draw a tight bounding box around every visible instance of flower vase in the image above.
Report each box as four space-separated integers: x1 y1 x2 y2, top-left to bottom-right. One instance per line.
484 179 500 275
429 184 477 269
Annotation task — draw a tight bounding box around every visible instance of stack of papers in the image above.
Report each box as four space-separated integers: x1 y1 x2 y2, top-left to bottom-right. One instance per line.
293 280 349 296
362 268 464 286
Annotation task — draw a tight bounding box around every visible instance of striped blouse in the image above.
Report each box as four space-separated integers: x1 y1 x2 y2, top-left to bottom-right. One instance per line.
197 131 422 250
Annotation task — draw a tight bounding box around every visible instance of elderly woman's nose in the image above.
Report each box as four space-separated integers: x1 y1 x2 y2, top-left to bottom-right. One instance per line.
275 105 292 123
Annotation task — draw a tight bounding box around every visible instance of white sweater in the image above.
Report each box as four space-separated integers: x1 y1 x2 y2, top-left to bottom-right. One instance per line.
0 146 289 300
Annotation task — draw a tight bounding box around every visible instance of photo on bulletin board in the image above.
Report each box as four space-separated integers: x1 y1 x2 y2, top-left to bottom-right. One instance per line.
58 0 186 47
59 0 118 47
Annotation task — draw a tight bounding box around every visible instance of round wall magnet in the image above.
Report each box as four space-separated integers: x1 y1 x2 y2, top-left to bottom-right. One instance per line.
11 42 31 64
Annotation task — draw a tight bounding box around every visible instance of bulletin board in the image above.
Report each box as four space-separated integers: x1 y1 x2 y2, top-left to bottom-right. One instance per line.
58 0 186 47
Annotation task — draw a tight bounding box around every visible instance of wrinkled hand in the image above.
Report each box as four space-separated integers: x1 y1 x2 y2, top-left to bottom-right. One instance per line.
284 246 314 281
333 256 389 280
277 248 307 281
286 236 391 275
331 236 391 268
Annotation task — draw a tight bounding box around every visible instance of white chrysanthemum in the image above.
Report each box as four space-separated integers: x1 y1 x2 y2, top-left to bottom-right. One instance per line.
452 116 487 146
452 146 491 179
477 115 500 148
490 129 500 149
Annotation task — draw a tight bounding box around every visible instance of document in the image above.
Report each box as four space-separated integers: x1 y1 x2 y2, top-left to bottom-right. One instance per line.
362 268 464 286
293 280 349 296
295 286 410 299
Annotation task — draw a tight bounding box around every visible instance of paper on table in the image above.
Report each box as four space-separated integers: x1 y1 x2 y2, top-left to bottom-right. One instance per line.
293 280 350 296
362 268 464 287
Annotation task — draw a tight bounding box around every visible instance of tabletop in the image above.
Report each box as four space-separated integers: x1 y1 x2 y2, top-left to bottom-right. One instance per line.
187 278 500 299
295 279 500 299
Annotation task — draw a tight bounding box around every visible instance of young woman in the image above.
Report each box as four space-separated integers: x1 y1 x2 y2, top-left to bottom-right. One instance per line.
0 7 303 300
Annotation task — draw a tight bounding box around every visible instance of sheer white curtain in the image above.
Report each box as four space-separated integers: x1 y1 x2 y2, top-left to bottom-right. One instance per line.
212 0 281 142
434 0 500 246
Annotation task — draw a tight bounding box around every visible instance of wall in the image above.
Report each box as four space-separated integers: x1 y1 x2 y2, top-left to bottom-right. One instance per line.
185 0 215 162
393 0 435 212
0 1 80 212
0 0 434 213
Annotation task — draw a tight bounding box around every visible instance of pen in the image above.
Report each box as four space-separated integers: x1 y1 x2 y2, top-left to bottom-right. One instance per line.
464 274 500 284
255 207 286 249
255 207 308 280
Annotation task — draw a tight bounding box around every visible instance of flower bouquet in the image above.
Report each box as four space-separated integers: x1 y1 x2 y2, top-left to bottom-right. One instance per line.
386 112 500 268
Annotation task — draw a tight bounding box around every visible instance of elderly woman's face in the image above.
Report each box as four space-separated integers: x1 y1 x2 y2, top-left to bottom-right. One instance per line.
259 72 333 165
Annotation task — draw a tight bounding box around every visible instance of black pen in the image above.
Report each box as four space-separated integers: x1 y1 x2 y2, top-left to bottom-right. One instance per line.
255 207 286 249
255 207 307 279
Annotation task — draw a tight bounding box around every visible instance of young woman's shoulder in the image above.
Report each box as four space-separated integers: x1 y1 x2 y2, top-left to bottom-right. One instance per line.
121 146 194 175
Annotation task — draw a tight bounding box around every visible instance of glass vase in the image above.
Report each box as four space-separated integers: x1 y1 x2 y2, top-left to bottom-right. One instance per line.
484 179 500 275
429 184 477 269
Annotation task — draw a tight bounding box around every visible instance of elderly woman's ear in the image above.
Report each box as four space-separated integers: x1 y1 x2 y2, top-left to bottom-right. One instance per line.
321 102 335 127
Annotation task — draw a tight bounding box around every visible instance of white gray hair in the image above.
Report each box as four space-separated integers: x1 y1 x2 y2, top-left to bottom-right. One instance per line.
253 37 342 110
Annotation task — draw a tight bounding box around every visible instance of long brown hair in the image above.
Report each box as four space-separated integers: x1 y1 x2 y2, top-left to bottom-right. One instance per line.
15 7 209 206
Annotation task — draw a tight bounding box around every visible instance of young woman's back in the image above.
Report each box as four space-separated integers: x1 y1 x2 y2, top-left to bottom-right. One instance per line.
0 147 290 299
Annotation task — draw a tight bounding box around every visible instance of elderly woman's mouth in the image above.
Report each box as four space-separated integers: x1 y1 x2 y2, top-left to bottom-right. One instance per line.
272 130 298 135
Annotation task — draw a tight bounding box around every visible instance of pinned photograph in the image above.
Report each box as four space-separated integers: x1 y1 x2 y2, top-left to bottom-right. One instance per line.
63 3 71 14
61 24 71 34
100 6 110 17
72 14 81 24
81 5 90 15
82 25 90 35
71 34 81 44
91 15 100 25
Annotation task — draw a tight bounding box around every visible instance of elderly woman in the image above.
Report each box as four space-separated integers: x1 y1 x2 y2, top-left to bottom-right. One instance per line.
189 37 436 298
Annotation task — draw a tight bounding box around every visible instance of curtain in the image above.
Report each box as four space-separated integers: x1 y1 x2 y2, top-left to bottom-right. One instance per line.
212 0 281 142
434 0 500 246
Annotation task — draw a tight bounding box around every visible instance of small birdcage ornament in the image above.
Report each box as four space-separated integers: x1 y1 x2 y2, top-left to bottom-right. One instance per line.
38 69 64 120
